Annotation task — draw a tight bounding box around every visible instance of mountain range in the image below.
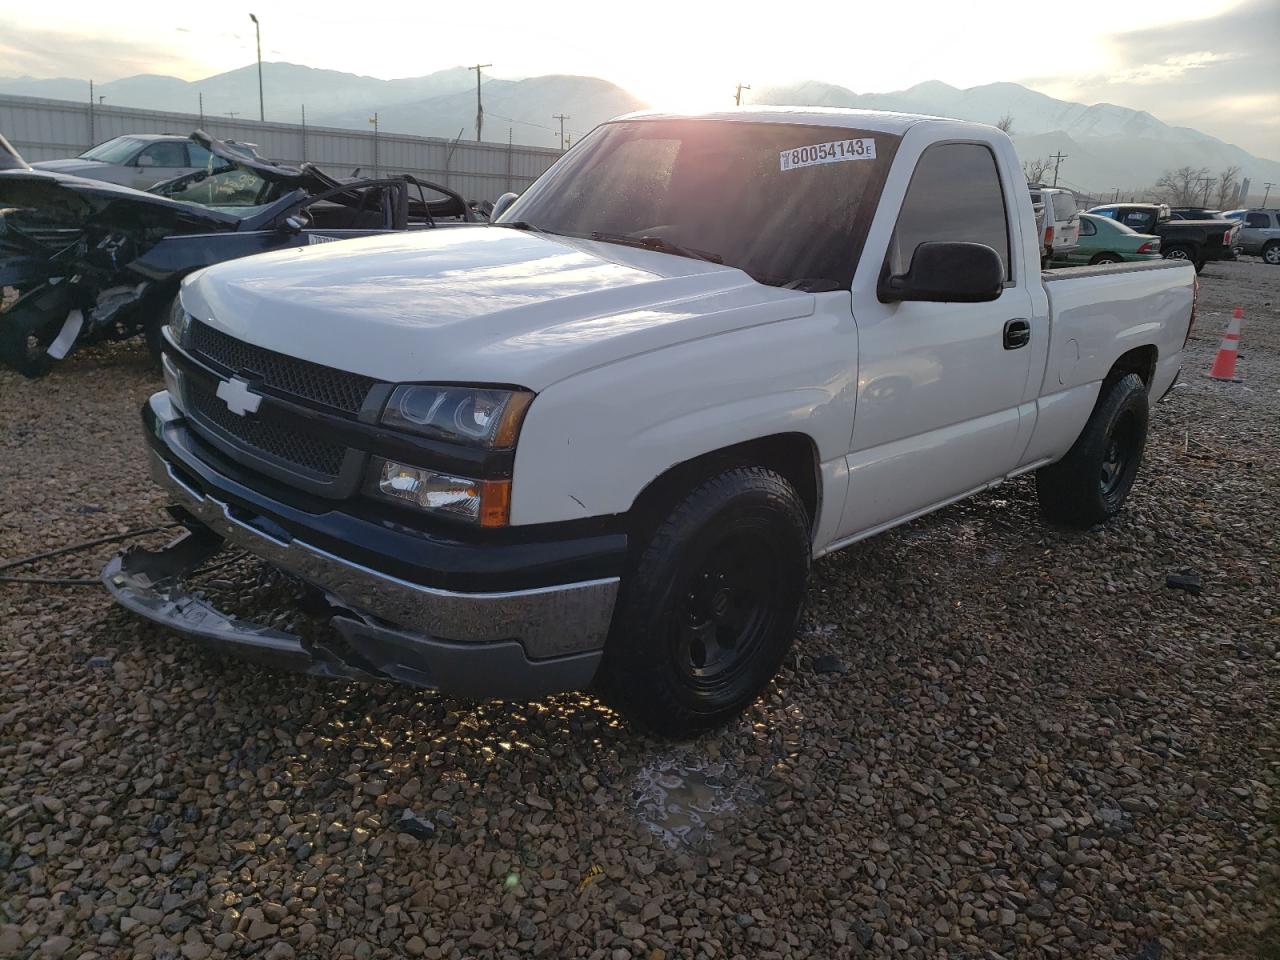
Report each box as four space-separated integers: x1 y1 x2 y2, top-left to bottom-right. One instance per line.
2 64 1276 195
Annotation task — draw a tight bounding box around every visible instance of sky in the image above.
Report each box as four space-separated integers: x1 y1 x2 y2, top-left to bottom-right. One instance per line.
1 0 1277 158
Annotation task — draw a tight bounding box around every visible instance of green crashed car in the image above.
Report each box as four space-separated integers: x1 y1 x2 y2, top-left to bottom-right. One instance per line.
1052 213 1163 266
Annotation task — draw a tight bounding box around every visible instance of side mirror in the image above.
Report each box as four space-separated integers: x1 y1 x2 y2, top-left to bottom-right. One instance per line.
136 154 155 167
491 192 519 222
280 215 305 234
878 241 1004 304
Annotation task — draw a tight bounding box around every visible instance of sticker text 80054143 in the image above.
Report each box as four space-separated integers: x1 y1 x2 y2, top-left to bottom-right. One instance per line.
780 138 877 171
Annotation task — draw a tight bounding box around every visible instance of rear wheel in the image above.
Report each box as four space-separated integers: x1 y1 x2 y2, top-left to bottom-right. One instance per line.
1264 241 1280 266
1089 253 1122 265
1036 373 1149 528
598 466 811 738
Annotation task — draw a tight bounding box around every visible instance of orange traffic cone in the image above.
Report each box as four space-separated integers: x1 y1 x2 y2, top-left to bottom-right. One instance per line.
1208 307 1244 381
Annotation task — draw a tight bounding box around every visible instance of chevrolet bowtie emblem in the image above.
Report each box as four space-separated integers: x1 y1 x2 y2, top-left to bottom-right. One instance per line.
216 377 262 417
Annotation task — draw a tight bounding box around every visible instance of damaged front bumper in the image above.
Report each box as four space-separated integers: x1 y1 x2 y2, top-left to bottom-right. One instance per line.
103 392 624 700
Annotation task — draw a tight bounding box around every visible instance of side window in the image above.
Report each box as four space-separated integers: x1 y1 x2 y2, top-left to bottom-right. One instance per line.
1245 212 1269 228
888 142 1011 281
186 143 214 169
1079 218 1096 236
137 141 188 168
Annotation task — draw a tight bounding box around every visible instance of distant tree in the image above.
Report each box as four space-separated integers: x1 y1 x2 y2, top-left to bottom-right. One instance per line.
996 113 1015 135
1022 156 1052 183
1214 166 1242 209
1151 166 1209 206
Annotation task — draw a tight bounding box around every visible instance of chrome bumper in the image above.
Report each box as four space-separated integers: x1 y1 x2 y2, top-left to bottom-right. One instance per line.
147 449 619 661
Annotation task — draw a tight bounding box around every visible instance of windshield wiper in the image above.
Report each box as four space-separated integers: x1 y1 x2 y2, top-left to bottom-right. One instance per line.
588 231 724 265
495 220 545 233
751 274 842 292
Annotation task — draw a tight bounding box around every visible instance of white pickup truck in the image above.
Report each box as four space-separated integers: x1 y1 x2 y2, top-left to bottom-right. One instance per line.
105 107 1196 737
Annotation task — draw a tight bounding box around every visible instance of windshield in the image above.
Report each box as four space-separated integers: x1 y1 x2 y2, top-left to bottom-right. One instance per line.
79 137 146 164
502 118 898 289
156 165 277 211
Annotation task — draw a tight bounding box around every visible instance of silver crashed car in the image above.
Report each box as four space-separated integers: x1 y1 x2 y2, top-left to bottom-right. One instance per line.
29 134 262 191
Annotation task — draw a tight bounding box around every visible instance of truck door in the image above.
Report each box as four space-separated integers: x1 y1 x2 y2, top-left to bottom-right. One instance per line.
840 140 1035 536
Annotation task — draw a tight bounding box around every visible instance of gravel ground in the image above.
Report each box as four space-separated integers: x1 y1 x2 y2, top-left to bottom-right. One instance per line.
1 259 1277 960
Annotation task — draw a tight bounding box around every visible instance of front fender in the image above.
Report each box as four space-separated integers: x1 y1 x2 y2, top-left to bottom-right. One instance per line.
509 299 858 526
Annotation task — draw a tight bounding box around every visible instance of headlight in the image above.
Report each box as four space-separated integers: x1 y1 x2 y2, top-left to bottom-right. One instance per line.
381 385 532 449
376 460 511 527
167 297 192 344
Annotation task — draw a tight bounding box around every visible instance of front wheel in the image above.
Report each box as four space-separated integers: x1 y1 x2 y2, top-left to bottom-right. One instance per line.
1035 373 1149 528
598 466 811 738
0 285 71 378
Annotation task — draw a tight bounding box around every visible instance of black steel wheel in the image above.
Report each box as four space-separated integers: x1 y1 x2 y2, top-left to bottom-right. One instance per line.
599 465 811 738
1036 373 1149 528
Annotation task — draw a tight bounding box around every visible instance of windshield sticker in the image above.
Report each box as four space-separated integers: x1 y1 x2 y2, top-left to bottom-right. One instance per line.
780 138 876 171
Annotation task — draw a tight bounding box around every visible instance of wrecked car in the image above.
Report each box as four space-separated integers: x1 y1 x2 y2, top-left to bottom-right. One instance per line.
0 131 476 377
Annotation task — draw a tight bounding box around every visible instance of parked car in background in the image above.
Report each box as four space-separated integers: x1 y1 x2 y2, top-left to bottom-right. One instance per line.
1088 203 1236 271
1050 213 1162 266
1222 209 1280 264
105 108 1195 737
1 131 476 377
1029 185 1078 263
29 134 262 191
1169 207 1222 220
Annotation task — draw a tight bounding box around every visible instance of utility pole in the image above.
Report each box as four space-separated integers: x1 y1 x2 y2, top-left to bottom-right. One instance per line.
506 127 513 193
88 79 95 146
469 63 492 142
553 114 570 151
1050 151 1067 187
734 82 751 106
226 111 239 119
198 92 205 128
300 105 307 162
1263 182 1275 206
1112 187 1119 203
249 13 264 121
1195 176 1214 206
369 113 379 177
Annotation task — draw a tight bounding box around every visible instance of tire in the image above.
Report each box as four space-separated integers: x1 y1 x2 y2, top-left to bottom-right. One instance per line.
1089 253 1122 265
598 466 811 738
1162 244 1195 264
0 285 69 379
1035 373 1149 529
1264 242 1280 266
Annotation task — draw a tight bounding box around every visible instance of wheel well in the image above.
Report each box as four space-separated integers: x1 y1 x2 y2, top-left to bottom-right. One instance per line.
629 433 821 535
1104 346 1158 393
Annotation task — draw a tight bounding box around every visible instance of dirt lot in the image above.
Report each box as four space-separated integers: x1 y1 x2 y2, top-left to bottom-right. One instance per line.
1 259 1277 960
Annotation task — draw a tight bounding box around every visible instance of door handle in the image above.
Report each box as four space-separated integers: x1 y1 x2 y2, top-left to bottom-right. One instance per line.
1004 319 1031 350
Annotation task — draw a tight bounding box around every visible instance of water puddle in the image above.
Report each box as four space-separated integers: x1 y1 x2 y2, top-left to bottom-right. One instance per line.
631 754 753 849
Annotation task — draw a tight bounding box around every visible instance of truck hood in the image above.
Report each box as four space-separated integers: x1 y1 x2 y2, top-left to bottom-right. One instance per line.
182 227 817 390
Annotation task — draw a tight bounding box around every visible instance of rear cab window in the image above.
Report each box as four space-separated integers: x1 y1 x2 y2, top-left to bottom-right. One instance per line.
1051 192 1077 221
887 141 1012 281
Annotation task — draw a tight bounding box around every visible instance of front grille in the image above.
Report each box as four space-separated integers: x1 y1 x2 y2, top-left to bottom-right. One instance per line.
186 379 346 478
187 321 376 416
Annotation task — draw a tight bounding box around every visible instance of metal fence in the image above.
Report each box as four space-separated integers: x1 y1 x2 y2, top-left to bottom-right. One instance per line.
0 94 563 202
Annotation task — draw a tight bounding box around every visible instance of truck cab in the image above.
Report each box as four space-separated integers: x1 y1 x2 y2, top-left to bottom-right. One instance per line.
106 108 1195 737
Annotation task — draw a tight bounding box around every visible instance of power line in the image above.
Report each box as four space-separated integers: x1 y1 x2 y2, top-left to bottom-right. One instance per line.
468 63 493 142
